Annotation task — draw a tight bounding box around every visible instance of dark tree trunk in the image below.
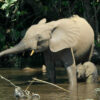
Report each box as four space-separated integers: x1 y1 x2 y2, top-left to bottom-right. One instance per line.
82 0 100 40
82 0 95 28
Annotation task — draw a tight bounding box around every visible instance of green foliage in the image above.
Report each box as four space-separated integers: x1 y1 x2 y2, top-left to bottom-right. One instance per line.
0 33 5 48
95 41 100 47
91 0 99 6
1 0 17 17
10 29 20 41
0 27 6 49
1 0 17 9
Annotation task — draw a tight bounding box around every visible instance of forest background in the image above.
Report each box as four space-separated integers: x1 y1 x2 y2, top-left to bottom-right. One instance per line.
0 0 100 68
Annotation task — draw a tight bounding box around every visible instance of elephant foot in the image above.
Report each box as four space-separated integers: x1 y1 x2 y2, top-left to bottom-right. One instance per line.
67 65 77 88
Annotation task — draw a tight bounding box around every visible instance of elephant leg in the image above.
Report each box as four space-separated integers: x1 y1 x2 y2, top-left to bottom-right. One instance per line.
67 65 77 87
61 49 77 87
44 50 56 83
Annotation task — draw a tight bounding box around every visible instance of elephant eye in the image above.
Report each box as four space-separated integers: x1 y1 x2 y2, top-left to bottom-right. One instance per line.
37 40 46 46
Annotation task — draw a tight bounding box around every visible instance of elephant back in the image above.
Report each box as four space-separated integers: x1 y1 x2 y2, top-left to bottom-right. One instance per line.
72 16 94 58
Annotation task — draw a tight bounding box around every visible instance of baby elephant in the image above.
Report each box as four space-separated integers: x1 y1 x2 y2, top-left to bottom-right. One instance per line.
77 61 98 83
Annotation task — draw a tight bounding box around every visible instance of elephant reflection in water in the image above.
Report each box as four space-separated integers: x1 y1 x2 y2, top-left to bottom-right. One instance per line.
77 61 98 83
0 15 94 87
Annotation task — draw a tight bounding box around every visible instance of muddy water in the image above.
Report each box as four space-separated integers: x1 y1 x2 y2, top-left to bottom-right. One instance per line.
0 66 100 100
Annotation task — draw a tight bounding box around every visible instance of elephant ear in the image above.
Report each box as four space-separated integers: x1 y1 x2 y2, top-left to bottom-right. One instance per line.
38 18 47 24
49 21 80 52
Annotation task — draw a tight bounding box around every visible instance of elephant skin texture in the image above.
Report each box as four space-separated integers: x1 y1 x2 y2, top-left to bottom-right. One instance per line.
77 61 98 83
0 15 94 86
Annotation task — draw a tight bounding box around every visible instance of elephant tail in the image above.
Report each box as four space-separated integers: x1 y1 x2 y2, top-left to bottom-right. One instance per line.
88 42 94 61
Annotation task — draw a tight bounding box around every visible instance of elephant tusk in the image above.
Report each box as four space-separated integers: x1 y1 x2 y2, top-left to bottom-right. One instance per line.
30 50 34 56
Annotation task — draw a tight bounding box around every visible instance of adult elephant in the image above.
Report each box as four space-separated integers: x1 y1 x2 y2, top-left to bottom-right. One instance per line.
0 15 94 87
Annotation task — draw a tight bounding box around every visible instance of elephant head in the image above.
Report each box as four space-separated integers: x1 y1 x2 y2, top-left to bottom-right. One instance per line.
76 63 85 78
77 61 98 83
83 61 98 77
0 18 53 56
0 15 94 57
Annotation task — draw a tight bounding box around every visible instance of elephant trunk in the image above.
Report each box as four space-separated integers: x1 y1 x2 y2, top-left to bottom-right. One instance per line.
0 41 28 57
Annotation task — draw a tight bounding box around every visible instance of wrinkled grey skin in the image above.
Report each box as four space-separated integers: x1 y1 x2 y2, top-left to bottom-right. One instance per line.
77 61 98 83
0 15 94 87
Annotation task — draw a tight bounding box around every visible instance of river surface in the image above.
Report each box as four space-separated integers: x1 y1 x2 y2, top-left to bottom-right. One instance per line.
0 66 100 100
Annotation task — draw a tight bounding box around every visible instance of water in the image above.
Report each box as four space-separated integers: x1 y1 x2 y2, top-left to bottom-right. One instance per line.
0 66 100 100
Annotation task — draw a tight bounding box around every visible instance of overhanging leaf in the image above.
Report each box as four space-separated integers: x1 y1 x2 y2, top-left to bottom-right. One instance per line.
1 3 8 9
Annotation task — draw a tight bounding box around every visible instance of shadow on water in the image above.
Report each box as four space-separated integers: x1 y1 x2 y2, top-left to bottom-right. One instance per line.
0 66 100 100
